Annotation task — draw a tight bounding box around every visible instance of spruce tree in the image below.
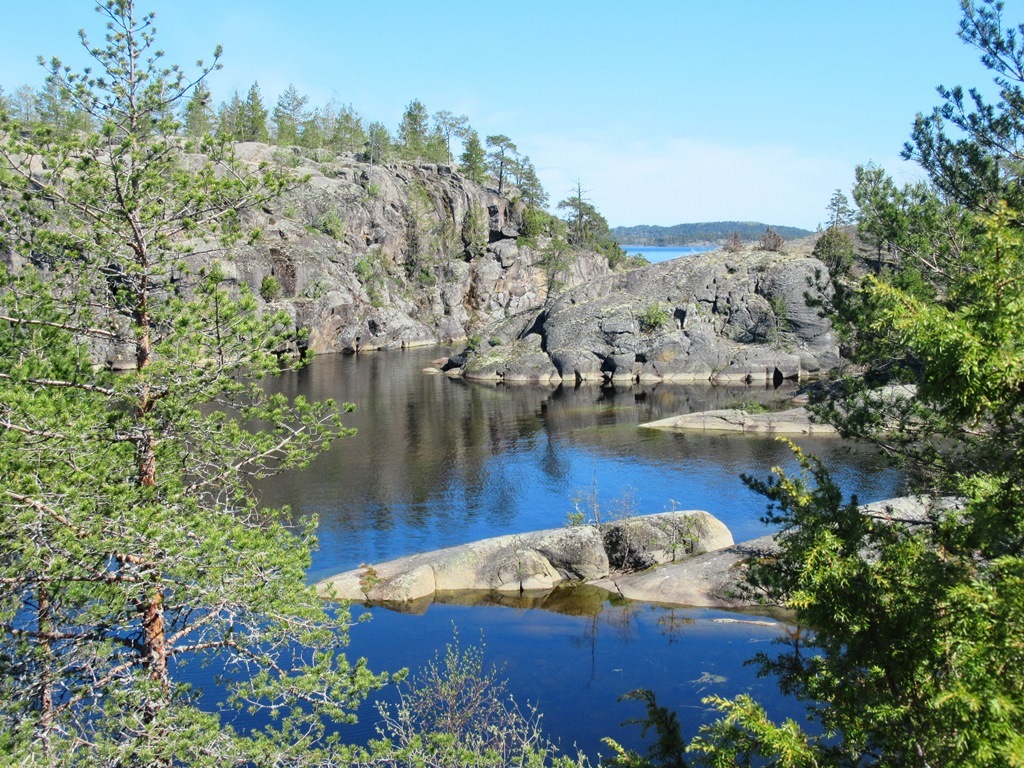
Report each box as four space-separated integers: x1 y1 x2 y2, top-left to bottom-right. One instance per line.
240 81 269 142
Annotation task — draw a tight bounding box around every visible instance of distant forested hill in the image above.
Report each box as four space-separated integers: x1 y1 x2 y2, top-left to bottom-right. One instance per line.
611 221 813 246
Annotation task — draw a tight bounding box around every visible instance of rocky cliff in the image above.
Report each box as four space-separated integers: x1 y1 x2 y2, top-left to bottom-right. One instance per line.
205 144 612 356
448 242 841 385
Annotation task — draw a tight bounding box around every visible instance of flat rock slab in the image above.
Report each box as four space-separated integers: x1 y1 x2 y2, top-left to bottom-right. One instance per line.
316 511 733 604
591 535 780 608
641 406 838 435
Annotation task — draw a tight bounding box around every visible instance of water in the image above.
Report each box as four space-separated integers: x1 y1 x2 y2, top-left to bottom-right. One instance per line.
252 346 902 758
623 245 716 263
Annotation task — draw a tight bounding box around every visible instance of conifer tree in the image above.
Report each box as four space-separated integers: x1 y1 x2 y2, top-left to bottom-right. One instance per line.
182 80 214 137
240 81 269 142
689 2 1024 765
0 2 386 764
272 83 308 146
459 129 487 184
485 134 517 194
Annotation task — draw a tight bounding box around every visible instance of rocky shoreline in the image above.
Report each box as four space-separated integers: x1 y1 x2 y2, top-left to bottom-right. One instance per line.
640 406 839 435
316 496 948 613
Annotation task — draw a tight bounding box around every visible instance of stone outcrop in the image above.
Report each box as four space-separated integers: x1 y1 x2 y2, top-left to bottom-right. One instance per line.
641 406 839 435
5 143 615 367
318 496 959 612
447 245 842 385
592 534 779 609
215 145 613 356
315 510 733 604
596 495 965 608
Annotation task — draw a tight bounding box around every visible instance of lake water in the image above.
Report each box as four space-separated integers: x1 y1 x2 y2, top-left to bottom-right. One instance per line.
623 245 716 263
250 346 902 758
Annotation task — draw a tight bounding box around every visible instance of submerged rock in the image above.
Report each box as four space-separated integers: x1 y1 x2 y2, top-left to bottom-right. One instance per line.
641 406 839 435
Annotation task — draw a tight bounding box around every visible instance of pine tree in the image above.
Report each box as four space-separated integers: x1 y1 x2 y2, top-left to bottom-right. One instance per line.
272 83 308 146
366 120 393 165
0 2 387 764
459 129 487 184
397 99 444 163
431 110 468 166
690 2 1024 765
485 134 518 194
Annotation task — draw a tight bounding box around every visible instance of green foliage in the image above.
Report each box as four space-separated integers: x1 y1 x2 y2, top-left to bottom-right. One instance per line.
182 80 214 138
398 99 445 164
352 631 590 768
510 154 548 208
356 248 387 307
486 134 518 194
826 188 854 228
638 303 670 333
603 689 687 768
365 120 394 165
272 83 309 146
260 273 282 301
690 6 1024 766
313 208 346 239
322 100 367 153
732 399 769 414
459 129 487 184
0 4 387 764
538 236 573 294
463 204 488 259
432 109 468 166
556 181 624 268
811 225 856 280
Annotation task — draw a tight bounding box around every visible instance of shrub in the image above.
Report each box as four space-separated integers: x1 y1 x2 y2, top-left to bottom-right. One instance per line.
758 227 786 252
724 231 743 252
637 303 671 333
812 226 856 279
259 274 281 301
361 632 588 767
314 209 346 239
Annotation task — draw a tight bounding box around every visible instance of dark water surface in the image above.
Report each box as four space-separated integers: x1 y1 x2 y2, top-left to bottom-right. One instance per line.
253 346 902 757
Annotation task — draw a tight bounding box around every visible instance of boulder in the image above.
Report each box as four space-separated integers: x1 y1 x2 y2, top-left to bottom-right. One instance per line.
603 511 734 571
315 511 728 604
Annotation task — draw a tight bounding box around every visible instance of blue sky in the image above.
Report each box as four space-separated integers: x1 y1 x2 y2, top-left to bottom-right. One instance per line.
0 1 1006 229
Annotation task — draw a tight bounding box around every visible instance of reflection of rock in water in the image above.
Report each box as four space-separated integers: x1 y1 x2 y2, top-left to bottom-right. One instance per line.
370 583 624 617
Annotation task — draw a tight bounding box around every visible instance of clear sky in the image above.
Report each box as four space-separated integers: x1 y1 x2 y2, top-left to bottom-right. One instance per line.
0 1 1009 229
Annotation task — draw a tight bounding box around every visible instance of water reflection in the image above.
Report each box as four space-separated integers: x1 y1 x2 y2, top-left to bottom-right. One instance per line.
343 598 808 760
257 346 902 580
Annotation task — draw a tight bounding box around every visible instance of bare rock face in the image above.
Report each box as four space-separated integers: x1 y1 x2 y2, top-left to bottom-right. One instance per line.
603 511 734 571
172 144 613 358
454 246 842 385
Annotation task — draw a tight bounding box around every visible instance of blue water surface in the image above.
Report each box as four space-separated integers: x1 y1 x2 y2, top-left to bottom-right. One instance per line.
242 348 903 759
